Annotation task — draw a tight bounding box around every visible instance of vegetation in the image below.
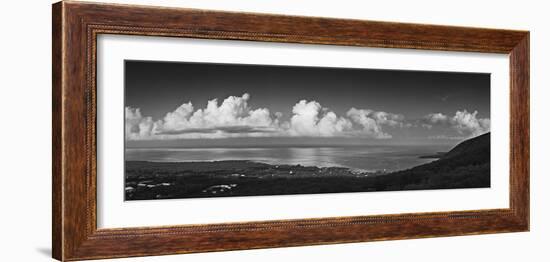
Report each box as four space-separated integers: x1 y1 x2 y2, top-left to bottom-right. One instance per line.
374 132 490 190
125 133 490 200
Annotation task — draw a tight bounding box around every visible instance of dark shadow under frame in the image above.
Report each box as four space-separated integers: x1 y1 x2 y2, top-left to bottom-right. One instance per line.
52 1 529 261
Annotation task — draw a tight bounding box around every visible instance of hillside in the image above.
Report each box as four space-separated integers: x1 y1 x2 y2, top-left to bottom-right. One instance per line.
374 132 491 191
125 133 491 200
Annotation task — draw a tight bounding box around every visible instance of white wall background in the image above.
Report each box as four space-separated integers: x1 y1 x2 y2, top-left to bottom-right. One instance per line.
0 0 546 261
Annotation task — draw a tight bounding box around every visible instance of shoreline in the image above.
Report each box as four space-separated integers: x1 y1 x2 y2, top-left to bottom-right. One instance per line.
126 159 385 174
124 160 388 200
124 133 490 200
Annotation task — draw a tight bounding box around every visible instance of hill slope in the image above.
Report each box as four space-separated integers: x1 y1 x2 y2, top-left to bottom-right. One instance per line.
373 132 491 191
125 133 491 200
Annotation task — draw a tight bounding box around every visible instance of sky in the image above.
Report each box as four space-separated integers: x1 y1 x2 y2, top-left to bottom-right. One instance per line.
125 60 490 147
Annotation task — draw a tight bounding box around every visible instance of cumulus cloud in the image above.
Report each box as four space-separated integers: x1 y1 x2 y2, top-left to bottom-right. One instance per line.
125 93 407 140
125 107 157 140
159 93 276 132
423 113 449 126
370 111 406 127
288 100 353 137
451 110 491 136
129 93 282 140
126 93 491 141
346 108 391 138
421 110 490 137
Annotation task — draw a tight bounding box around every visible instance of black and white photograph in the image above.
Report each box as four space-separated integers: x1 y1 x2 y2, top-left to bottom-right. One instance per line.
124 60 491 200
3 0 544 261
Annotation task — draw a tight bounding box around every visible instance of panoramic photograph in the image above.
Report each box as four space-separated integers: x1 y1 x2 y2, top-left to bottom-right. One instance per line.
124 60 491 201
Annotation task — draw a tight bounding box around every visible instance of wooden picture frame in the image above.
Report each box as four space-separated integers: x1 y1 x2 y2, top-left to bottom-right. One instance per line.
52 1 529 261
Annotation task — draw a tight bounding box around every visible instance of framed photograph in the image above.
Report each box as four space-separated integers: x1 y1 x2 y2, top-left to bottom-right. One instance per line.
52 1 529 261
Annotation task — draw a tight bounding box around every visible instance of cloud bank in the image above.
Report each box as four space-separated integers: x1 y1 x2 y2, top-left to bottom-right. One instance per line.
125 93 407 140
126 93 489 141
422 110 491 137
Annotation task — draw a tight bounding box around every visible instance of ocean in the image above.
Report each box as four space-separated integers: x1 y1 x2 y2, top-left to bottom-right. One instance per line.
125 145 452 172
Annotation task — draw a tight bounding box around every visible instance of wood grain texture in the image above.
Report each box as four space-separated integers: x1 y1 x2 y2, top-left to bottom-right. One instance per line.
509 34 530 227
52 1 530 261
52 2 63 260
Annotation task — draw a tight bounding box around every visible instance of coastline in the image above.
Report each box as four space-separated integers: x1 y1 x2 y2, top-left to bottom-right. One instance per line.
125 160 387 200
124 132 490 200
